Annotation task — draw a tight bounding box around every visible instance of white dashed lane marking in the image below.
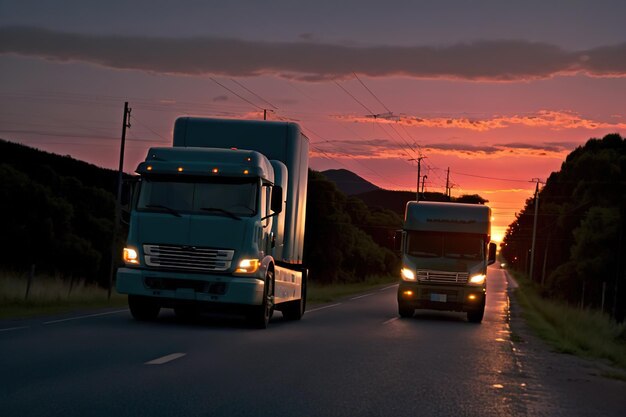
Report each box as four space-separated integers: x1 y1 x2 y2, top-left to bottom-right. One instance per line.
145 353 187 365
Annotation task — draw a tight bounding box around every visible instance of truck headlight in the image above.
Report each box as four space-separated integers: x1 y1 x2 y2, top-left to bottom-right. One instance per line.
234 259 260 275
401 267 416 281
123 247 139 265
469 274 486 285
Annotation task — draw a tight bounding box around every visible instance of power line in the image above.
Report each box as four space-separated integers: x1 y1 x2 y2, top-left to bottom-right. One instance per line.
209 77 264 111
229 78 278 110
333 80 375 115
353 72 392 114
452 171 532 183
348 75 450 192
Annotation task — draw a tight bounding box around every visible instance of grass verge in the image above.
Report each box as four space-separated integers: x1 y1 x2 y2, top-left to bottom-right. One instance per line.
0 272 126 320
1 271 398 320
307 275 397 305
509 270 626 371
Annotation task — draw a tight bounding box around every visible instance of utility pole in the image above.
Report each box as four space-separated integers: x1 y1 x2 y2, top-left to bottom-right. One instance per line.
263 109 267 120
529 178 542 282
408 156 424 201
613 215 623 319
421 175 427 195
108 102 132 299
445 168 450 198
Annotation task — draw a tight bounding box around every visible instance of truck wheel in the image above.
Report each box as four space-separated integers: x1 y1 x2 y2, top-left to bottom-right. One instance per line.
398 303 414 318
128 295 160 321
467 307 485 323
282 275 307 321
249 270 274 329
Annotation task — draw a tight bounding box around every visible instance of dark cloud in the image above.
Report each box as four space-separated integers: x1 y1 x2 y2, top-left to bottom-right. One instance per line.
424 143 501 154
496 142 575 152
1 27 625 81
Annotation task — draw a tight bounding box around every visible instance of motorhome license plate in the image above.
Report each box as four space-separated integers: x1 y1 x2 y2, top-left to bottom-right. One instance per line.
430 293 447 302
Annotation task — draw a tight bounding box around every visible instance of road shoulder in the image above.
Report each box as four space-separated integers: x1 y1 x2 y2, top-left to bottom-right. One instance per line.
505 272 626 417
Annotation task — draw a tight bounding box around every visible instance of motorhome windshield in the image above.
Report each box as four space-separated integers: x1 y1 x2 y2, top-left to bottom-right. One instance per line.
137 176 258 217
407 231 484 260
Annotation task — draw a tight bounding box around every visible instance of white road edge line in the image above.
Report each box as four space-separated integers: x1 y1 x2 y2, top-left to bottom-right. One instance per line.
350 293 374 300
307 303 341 313
379 284 399 291
0 326 30 332
43 309 128 325
383 317 399 325
145 353 186 365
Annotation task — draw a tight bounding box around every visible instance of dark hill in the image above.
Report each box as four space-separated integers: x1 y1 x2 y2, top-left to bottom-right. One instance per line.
355 189 451 216
0 139 120 284
0 139 119 193
321 169 380 195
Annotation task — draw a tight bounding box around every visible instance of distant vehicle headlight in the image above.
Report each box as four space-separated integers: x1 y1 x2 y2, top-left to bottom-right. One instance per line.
401 267 416 281
469 274 486 285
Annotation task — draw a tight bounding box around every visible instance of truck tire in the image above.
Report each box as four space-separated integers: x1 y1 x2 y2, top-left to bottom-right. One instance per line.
282 275 307 321
248 270 274 329
467 306 485 323
128 295 160 321
398 303 414 318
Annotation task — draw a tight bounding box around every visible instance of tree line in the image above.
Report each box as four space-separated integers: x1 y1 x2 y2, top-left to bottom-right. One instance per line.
1 139 491 287
500 133 626 322
0 140 402 286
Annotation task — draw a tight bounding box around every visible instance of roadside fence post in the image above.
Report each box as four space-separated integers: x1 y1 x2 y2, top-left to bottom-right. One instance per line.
25 264 35 300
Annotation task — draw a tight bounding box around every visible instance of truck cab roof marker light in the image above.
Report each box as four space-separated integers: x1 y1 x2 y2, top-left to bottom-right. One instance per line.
177 167 184 172
146 165 153 171
212 168 219 173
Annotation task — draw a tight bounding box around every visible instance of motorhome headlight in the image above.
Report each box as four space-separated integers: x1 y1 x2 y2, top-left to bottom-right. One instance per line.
123 247 139 265
234 259 260 275
401 267 416 281
469 274 486 285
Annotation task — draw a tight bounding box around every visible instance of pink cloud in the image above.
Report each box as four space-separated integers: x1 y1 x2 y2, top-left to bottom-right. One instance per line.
334 110 626 132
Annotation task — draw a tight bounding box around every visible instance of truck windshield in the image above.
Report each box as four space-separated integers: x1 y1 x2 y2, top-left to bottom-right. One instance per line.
407 231 484 260
136 176 258 217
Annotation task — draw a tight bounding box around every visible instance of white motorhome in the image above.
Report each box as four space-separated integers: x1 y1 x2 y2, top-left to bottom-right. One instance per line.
398 201 496 323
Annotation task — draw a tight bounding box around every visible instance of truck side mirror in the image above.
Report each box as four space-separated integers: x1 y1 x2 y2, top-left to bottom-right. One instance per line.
488 242 497 265
271 186 283 214
120 176 138 225
121 176 139 209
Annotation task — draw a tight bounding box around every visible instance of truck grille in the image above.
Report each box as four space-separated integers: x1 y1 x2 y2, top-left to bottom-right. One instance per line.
143 244 234 272
416 269 469 284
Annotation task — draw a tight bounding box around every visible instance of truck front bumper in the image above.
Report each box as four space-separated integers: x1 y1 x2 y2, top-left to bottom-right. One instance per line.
116 267 265 306
398 281 485 313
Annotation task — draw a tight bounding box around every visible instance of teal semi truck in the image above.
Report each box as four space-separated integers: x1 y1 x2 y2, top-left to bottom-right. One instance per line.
116 117 309 328
397 201 496 323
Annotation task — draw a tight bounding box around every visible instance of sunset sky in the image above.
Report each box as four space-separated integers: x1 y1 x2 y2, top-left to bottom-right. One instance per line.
1 0 625 241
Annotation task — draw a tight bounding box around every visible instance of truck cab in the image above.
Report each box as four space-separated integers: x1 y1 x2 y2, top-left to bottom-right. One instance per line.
116 118 308 328
397 201 497 323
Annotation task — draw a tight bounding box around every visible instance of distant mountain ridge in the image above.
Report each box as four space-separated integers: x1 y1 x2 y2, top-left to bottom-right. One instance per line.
320 169 380 195
320 167 487 216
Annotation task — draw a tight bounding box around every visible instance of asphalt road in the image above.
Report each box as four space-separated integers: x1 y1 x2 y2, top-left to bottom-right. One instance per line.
1 267 623 417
